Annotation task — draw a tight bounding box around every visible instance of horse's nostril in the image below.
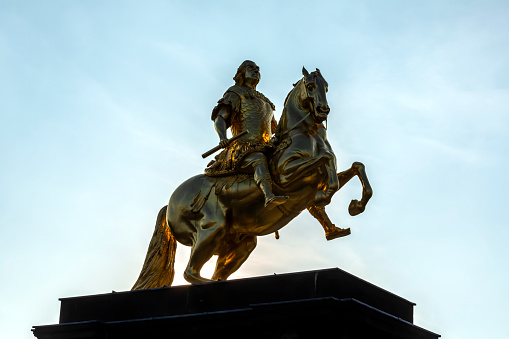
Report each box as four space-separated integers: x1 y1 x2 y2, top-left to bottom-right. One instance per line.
318 105 330 114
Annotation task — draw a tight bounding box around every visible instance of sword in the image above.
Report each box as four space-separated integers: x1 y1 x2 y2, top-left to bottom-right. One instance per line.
202 130 249 159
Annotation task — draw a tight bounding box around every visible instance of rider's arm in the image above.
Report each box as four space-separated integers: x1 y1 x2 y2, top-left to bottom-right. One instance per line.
211 90 240 148
214 106 230 148
269 117 280 146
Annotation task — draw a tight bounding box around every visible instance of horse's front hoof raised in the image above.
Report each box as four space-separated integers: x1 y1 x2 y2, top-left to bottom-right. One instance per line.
348 199 365 216
326 227 351 240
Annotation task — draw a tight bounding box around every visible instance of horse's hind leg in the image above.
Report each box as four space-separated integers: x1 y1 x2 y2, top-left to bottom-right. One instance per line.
211 235 257 281
183 202 228 284
184 224 226 284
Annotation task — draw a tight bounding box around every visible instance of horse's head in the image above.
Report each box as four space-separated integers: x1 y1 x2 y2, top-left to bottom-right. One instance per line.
298 67 329 123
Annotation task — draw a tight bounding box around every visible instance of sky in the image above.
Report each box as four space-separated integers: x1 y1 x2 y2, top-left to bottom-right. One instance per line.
1 1 508 338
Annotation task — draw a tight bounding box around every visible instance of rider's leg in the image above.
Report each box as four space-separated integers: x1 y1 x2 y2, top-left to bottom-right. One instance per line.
243 152 288 209
212 235 257 281
308 205 351 240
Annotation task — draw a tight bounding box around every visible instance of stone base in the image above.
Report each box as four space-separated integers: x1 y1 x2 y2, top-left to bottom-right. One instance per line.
32 268 440 339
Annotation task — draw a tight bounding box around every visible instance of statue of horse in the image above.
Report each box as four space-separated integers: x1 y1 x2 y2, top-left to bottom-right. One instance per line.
132 67 372 289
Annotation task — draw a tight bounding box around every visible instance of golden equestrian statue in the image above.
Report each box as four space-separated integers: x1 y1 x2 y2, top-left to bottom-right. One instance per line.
132 61 372 289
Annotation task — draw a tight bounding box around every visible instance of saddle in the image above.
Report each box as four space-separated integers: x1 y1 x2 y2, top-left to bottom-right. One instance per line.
190 173 251 213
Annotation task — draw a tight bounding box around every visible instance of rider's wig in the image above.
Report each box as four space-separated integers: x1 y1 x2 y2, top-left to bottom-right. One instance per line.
234 60 259 86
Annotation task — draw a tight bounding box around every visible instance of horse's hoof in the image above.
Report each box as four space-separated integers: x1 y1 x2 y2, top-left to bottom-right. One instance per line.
348 199 365 216
326 227 351 241
184 271 213 284
265 195 289 210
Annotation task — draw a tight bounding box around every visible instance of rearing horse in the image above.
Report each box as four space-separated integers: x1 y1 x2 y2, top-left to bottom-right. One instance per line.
132 67 372 289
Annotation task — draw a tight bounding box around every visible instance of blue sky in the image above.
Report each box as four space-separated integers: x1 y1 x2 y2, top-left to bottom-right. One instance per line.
1 1 508 338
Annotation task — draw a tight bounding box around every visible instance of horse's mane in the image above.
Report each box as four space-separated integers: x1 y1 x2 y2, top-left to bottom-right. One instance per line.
283 78 303 108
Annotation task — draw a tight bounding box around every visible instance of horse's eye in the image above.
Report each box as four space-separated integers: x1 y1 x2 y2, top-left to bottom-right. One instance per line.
306 84 315 91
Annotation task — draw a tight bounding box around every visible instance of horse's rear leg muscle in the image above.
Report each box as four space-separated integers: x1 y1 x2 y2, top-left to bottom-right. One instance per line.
212 236 257 281
184 223 226 284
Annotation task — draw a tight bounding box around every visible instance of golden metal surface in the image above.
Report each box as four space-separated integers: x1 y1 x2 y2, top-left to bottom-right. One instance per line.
132 62 372 289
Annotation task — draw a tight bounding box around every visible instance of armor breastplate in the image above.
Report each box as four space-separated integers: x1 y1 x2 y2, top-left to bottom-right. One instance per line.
229 87 273 144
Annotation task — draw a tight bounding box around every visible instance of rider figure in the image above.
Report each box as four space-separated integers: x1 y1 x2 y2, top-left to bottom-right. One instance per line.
205 60 288 209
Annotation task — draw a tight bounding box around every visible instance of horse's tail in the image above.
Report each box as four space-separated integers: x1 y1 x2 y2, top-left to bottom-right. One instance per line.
131 205 177 290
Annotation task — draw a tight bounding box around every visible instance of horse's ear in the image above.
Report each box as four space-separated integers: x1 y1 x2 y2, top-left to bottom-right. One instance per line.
302 66 309 77
316 68 321 74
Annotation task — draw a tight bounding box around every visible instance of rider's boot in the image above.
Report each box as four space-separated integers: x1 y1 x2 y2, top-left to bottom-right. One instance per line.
251 154 288 209
258 176 288 209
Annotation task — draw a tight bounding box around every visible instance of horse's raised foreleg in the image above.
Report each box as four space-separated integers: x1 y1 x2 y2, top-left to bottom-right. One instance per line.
308 205 350 240
337 162 373 216
211 235 257 281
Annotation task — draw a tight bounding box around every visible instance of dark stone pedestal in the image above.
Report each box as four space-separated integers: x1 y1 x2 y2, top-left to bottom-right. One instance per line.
32 268 440 339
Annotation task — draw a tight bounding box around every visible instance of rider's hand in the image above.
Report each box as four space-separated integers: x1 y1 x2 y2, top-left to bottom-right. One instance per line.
219 139 230 148
268 136 278 148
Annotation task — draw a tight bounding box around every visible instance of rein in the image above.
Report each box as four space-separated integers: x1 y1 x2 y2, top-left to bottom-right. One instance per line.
284 80 312 133
286 94 325 133
288 112 311 132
